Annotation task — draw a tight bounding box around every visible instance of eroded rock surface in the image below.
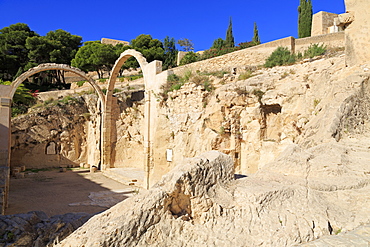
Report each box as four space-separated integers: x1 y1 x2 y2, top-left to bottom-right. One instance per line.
58 146 370 246
0 211 92 247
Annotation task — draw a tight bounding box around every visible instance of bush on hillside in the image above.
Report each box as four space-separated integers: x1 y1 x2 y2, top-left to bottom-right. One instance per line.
304 43 326 58
179 52 199 66
264 47 296 68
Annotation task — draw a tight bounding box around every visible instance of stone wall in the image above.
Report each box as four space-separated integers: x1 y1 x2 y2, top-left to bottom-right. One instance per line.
101 38 129 46
311 11 339 36
173 33 344 74
344 0 370 66
144 52 364 186
295 32 345 53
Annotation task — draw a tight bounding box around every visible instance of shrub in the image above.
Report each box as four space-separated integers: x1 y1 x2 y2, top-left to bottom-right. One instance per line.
238 70 254 80
160 74 184 101
76 80 86 87
252 89 265 102
238 41 259 49
1 80 37 117
264 47 296 68
304 43 326 58
179 52 199 66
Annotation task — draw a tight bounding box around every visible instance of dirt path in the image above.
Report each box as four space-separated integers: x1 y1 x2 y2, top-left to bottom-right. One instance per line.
6 168 137 216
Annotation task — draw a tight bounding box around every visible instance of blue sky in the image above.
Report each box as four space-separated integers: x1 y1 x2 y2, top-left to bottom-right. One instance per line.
0 0 345 51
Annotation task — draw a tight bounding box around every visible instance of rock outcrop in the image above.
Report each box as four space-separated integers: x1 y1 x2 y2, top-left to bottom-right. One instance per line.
0 211 92 247
58 139 370 246
10 95 97 169
57 52 370 246
57 151 234 246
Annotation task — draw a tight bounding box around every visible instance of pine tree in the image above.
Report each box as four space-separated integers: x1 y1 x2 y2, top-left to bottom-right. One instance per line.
298 0 313 38
252 22 261 45
225 17 235 48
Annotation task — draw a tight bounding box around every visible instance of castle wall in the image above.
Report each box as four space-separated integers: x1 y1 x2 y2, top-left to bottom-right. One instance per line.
173 33 344 74
311 11 339 36
295 32 345 53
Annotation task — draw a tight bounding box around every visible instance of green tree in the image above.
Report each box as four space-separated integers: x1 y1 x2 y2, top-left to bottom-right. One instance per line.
163 36 178 70
211 38 225 49
25 29 82 89
0 23 38 81
225 17 235 48
72 41 117 78
125 34 164 69
264 47 296 68
252 22 261 45
298 0 313 38
0 79 36 116
113 43 133 76
179 52 199 66
177 38 194 52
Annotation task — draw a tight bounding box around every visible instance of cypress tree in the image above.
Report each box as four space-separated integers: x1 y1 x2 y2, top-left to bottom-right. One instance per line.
225 17 235 48
252 22 261 45
298 0 313 38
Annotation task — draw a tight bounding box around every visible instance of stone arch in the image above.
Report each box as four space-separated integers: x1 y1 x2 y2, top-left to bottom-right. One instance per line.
10 63 105 106
102 50 149 170
102 49 163 189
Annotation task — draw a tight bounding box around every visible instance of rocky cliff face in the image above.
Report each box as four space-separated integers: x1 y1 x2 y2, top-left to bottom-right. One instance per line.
57 53 370 246
10 94 101 169
148 52 370 182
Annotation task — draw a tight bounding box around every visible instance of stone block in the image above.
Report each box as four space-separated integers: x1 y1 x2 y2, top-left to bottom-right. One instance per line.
15 173 25 179
90 166 98 173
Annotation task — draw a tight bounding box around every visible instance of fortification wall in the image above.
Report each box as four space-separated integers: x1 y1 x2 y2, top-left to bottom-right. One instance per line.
295 32 345 53
172 34 344 75
311 11 339 36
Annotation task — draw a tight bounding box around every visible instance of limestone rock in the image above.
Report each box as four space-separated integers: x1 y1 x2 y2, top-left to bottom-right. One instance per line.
0 211 92 247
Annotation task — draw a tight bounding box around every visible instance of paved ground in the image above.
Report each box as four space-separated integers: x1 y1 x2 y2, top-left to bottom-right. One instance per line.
6 168 141 217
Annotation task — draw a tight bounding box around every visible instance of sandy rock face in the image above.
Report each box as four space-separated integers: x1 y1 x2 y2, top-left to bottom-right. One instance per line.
57 151 234 246
10 95 101 169
0 211 92 246
58 141 370 246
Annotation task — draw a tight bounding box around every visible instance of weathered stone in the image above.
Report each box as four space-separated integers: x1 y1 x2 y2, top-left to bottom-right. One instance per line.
0 211 92 247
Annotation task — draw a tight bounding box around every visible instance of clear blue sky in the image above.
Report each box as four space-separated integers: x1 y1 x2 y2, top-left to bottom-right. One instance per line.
0 0 345 51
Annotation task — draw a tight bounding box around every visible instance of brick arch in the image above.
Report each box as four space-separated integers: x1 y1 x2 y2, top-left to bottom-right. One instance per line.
10 63 105 105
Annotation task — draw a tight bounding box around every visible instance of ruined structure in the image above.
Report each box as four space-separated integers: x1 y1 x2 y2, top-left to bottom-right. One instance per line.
101 38 129 46
0 6 369 247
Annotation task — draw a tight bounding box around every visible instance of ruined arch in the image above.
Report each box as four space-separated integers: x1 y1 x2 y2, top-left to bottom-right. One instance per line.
101 50 163 190
101 50 150 170
11 63 105 106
